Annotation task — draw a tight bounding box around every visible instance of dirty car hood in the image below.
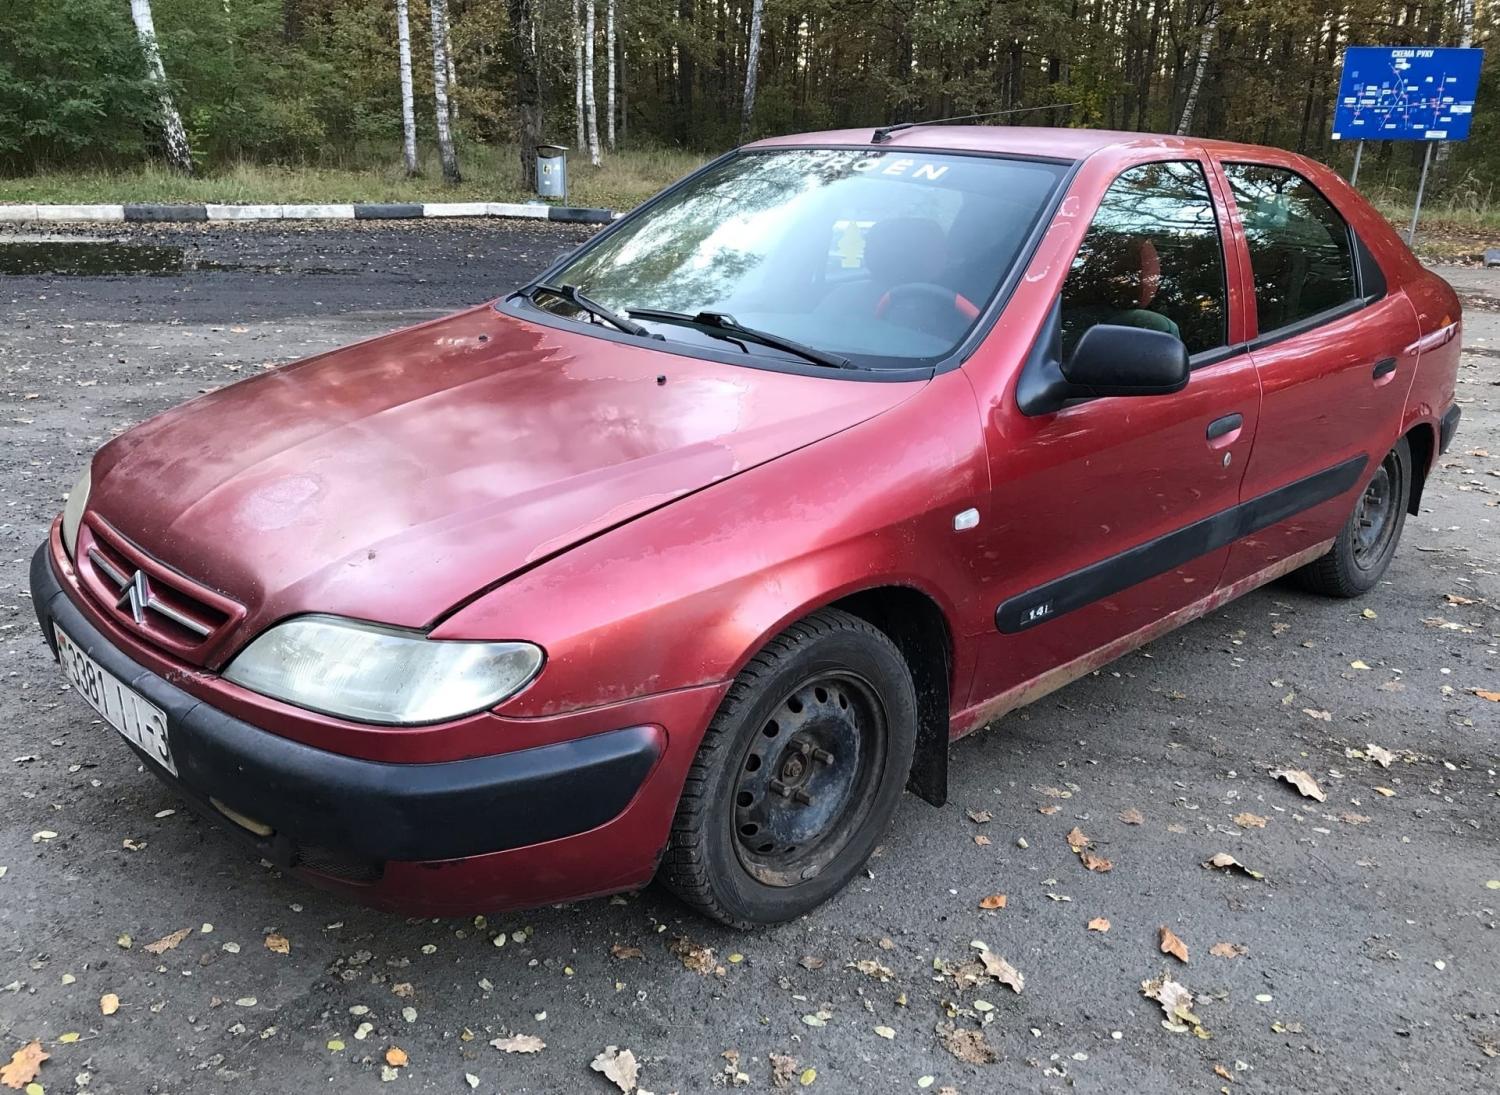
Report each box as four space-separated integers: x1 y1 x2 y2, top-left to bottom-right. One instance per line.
90 305 919 655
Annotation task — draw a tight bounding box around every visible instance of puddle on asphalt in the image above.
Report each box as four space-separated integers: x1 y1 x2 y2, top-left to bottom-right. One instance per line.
0 240 347 276
0 241 188 276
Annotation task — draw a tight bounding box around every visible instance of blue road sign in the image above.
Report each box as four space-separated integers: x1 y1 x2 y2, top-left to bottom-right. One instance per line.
1333 46 1483 142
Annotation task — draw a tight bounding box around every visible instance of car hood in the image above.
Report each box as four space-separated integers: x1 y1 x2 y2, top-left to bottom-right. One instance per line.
90 304 920 652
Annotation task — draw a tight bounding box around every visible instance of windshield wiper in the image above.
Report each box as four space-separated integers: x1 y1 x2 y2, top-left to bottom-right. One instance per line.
628 308 853 370
525 282 653 338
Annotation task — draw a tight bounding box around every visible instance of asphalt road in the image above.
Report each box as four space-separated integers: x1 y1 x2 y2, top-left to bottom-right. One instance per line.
1 222 1496 1095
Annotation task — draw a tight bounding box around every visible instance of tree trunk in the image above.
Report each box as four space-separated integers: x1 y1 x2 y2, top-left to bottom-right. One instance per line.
574 0 586 151
1176 0 1217 137
1434 0 1476 174
606 0 617 150
584 1 601 164
129 0 194 174
429 0 461 184
443 0 458 122
395 0 418 176
740 0 764 140
508 0 543 189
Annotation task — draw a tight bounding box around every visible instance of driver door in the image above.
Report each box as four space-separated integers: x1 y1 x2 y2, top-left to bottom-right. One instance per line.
963 157 1263 712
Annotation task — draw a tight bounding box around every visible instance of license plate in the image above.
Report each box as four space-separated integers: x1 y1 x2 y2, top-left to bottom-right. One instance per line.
55 624 177 776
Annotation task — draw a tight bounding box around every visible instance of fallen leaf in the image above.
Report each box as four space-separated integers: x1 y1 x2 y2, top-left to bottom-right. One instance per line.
1038 804 1061 815
384 1047 407 1068
1202 852 1265 880
1444 593 1477 605
1080 850 1113 873
966 808 992 824
1 1041 48 1089
610 944 643 960
940 1027 998 1065
264 933 290 955
1141 974 1208 1036
144 927 192 955
326 1039 345 1052
874 1025 896 1039
1159 925 1189 963
1365 744 1397 768
978 894 1007 910
1214 1064 1233 1080
1374 786 1396 797
490 1034 545 1054
1350 660 1371 670
591 1046 639 1094
1233 812 1267 829
1302 708 1332 722
1487 880 1500 890
1360 609 1377 620
769 1054 798 1088
668 936 716 975
974 946 1024 993
972 834 992 846
1065 827 1089 851
1472 690 1500 702
799 1069 817 1087
849 958 894 981
1118 807 1145 825
100 993 120 1016
1087 917 1111 932
1271 767 1326 802
797 956 824 971
1210 942 1247 959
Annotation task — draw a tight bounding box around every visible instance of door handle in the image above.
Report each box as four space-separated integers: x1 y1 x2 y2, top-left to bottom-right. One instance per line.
1371 357 1397 380
1206 413 1243 441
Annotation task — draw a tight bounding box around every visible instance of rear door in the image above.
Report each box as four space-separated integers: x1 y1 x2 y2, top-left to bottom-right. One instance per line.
1211 160 1420 587
963 156 1262 710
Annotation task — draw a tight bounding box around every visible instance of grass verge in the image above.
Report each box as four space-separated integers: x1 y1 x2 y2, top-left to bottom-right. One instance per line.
0 143 707 212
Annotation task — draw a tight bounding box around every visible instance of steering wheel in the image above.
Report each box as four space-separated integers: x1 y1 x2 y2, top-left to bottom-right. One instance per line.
874 282 980 336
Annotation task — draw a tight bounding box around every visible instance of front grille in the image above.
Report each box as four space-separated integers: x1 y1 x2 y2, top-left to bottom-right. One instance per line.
296 844 385 884
75 515 244 664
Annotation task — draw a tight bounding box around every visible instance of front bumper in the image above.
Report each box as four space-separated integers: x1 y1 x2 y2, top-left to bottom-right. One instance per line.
32 543 718 912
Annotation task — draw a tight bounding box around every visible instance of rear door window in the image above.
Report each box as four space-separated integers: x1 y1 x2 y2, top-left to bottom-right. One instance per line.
1222 163 1358 335
1060 160 1227 358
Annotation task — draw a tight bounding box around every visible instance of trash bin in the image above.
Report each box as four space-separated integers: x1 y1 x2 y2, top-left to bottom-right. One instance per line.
536 144 568 202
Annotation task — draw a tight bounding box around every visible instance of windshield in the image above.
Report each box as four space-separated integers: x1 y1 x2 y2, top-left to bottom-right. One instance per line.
534 148 1068 370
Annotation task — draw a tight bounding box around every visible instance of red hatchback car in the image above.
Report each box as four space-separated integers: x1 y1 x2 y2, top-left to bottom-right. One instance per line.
33 126 1461 927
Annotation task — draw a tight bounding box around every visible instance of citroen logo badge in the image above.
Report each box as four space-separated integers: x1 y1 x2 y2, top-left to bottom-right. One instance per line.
117 569 151 624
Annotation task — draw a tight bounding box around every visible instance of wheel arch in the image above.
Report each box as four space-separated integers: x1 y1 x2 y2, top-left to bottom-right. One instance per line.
825 584 953 807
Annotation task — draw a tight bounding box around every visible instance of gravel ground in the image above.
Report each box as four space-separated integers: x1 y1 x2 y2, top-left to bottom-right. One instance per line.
0 222 1497 1095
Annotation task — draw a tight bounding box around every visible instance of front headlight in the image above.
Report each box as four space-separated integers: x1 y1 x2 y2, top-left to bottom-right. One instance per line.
222 615 544 725
61 464 92 559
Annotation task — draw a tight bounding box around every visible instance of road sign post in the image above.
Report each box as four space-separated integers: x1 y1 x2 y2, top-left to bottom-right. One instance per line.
1332 45 1483 245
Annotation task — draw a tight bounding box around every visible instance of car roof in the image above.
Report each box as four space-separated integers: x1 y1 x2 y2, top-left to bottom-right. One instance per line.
745 125 1270 163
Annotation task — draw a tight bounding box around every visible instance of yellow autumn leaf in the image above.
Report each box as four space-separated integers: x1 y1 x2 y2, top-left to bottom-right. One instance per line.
385 1046 408 1068
99 993 120 1016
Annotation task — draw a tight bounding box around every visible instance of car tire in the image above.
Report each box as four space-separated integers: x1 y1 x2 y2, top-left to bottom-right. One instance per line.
1295 436 1412 598
660 608 918 929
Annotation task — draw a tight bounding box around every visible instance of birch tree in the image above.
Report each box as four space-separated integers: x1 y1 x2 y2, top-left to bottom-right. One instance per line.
128 0 194 173
507 0 543 188
429 0 461 184
606 0 617 151
740 0 764 141
1175 0 1217 137
573 0 586 151
583 0 601 165
442 0 458 122
394 0 418 176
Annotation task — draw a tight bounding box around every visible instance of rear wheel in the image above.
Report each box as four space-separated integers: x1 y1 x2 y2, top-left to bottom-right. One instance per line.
1295 436 1412 598
661 609 917 928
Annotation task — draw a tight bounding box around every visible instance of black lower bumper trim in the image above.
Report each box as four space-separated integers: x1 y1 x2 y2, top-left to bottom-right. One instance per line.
31 545 661 864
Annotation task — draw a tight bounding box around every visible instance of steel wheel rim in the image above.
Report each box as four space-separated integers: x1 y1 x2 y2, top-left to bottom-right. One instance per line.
730 671 888 888
1352 457 1398 568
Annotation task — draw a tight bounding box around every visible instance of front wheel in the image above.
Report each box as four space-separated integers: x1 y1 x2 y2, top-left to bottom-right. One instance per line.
1295 436 1412 598
661 608 917 928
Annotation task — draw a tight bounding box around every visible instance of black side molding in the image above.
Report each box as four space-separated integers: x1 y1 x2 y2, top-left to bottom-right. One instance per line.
995 455 1368 633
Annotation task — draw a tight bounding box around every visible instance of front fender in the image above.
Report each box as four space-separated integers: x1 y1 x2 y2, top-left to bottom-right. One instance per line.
433 370 989 723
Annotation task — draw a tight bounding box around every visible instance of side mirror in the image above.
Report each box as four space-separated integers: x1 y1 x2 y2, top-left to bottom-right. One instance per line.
1060 324 1189 398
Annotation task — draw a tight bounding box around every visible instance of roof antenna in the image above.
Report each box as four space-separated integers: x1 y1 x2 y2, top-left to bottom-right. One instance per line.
871 102 1076 144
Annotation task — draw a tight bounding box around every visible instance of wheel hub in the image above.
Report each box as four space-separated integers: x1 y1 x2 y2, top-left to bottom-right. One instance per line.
1353 463 1395 565
731 673 887 887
